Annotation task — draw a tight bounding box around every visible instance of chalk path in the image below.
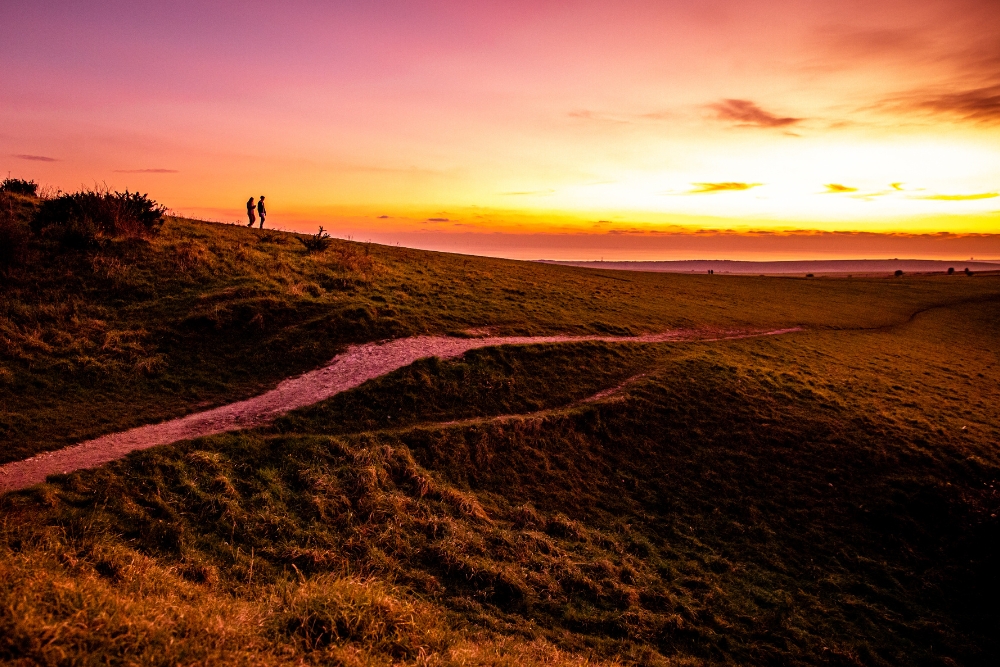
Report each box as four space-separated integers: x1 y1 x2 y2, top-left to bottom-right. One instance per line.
0 328 800 492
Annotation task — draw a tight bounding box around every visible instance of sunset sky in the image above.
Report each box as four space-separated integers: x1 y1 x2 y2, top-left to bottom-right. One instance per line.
3 1 999 259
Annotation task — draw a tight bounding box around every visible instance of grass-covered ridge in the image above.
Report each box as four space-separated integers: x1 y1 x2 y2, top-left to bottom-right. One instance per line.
2 194 999 463
2 188 1000 664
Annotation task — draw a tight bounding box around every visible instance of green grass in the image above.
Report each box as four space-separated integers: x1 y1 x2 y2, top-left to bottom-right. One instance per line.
1 209 999 664
2 213 998 463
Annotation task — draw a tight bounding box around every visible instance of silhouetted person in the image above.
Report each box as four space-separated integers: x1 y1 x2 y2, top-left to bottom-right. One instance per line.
247 197 256 227
257 196 266 228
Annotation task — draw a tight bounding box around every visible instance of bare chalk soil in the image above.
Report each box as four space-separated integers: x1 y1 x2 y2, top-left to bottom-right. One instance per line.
0 328 799 492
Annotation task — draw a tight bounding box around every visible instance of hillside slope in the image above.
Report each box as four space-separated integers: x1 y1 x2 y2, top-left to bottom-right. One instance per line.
1 303 998 664
2 214 999 463
2 210 999 665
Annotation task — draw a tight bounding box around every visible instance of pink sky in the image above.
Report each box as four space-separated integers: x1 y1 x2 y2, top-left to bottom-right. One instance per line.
3 1 999 259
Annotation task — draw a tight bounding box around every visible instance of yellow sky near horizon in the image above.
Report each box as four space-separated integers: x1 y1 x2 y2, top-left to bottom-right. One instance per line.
3 1 998 257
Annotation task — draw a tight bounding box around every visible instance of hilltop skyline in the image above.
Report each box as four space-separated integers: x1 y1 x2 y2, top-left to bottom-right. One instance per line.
3 0 998 259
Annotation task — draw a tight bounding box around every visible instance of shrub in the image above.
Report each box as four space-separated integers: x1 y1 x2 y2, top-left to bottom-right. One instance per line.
0 205 31 269
299 226 332 253
0 177 38 197
947 267 955 275
965 267 973 276
32 188 166 247
894 269 903 277
0 193 35 268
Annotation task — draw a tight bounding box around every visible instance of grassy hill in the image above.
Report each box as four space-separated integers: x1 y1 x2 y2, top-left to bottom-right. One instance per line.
2 190 999 665
3 205 997 464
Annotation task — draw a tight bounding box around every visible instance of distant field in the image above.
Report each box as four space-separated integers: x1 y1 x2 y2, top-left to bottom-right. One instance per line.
541 258 1000 275
2 212 999 665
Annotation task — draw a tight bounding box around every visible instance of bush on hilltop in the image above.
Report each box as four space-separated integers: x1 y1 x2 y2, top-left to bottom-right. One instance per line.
32 187 166 248
0 208 31 269
0 177 38 197
0 191 38 269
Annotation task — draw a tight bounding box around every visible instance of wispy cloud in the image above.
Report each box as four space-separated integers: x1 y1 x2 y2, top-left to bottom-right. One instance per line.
709 100 802 128
425 217 450 222
882 84 1000 124
636 110 676 121
568 109 675 125
822 27 926 60
918 192 998 201
686 182 762 195
113 168 179 174
13 154 58 162
823 183 858 194
567 110 632 125
500 189 555 196
804 26 931 75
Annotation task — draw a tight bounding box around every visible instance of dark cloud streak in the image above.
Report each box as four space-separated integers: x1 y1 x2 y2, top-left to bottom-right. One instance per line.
901 84 1000 124
113 168 179 173
710 100 802 128
13 154 58 162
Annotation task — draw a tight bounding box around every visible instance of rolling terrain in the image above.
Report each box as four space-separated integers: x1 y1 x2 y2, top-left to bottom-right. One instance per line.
2 191 999 665
0 327 801 491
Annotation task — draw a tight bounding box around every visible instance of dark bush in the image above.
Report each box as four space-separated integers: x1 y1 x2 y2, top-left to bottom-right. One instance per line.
947 267 955 275
0 177 38 197
32 188 166 247
0 207 31 268
965 267 973 276
894 269 903 277
0 193 35 268
299 226 332 253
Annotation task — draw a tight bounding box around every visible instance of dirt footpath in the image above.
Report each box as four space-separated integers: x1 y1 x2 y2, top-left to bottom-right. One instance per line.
0 328 800 492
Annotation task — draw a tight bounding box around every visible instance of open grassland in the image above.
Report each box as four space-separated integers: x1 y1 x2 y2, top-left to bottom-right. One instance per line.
2 205 1000 665
2 209 999 463
1 305 999 663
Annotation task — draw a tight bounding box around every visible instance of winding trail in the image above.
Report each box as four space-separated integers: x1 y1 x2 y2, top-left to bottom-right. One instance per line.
410 372 651 433
0 328 800 492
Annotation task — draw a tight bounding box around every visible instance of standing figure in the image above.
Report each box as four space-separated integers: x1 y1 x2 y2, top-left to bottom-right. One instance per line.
246 197 256 227
257 196 266 228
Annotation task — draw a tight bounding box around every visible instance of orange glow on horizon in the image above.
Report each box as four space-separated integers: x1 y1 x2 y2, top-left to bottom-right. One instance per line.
3 1 998 259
